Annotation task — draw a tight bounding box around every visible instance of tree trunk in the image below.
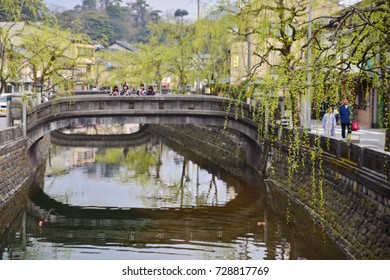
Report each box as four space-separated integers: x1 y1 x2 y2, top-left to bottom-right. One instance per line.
380 52 389 152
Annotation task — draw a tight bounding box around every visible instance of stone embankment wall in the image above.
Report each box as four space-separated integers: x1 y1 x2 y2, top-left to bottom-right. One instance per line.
269 144 390 259
152 124 390 259
0 127 49 235
150 124 250 179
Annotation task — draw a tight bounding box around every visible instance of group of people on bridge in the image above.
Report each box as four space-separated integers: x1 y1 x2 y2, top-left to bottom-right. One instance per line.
110 83 156 96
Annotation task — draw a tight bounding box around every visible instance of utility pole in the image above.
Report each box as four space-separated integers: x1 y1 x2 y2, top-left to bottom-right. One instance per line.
241 0 252 76
246 0 252 104
196 0 200 93
197 0 200 21
301 0 313 128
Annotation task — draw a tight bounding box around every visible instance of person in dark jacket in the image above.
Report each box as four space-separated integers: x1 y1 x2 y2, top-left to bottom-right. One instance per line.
120 84 130 95
339 98 351 138
145 85 156 95
136 84 145 96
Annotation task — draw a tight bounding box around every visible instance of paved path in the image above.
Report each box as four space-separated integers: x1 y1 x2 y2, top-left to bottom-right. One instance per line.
310 119 386 150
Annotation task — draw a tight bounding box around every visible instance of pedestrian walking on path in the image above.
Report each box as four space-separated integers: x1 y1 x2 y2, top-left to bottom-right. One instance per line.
339 98 351 139
322 107 336 137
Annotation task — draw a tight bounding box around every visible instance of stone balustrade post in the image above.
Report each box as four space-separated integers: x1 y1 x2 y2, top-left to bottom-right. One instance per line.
22 100 27 138
6 99 11 127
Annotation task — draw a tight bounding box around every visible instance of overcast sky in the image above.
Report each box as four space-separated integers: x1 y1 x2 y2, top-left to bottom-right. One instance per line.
44 0 219 19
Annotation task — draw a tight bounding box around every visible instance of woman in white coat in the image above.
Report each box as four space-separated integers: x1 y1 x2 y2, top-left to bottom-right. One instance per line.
322 107 336 137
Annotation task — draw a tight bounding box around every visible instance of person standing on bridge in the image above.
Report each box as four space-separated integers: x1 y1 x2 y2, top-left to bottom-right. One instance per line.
136 84 146 96
339 98 352 139
110 85 120 96
120 84 130 95
145 85 156 95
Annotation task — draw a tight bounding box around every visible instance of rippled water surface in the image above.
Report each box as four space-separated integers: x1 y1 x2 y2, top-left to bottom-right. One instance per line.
0 127 347 260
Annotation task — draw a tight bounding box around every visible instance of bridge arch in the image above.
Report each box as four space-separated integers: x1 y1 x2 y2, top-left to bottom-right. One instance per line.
50 124 152 147
18 95 264 168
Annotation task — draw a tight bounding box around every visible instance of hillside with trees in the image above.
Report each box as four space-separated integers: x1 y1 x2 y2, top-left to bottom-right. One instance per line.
55 0 164 44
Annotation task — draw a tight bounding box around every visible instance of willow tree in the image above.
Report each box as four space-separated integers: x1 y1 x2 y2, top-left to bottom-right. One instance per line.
309 0 390 150
0 0 88 97
225 0 318 129
230 0 314 200
91 49 114 88
191 10 231 94
217 0 347 218
0 22 26 93
147 17 197 92
0 0 48 93
94 45 160 89
223 0 319 188
132 39 170 92
90 48 135 88
21 23 87 95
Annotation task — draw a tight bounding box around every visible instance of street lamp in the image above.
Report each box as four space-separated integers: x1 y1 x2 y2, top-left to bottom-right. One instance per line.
35 81 42 104
35 82 42 93
301 0 313 129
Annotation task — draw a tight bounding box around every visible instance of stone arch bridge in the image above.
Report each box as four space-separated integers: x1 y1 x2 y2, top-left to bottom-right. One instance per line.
9 94 265 169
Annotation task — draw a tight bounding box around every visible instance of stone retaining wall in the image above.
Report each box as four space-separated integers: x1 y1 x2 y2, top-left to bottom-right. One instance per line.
149 124 249 179
0 134 50 235
153 124 390 259
268 144 390 259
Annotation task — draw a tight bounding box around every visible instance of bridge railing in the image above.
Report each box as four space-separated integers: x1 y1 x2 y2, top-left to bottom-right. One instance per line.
23 94 236 129
0 125 23 147
278 126 390 182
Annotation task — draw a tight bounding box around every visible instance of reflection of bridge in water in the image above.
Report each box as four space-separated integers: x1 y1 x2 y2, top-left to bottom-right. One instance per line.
27 184 265 247
3 181 346 260
50 124 152 147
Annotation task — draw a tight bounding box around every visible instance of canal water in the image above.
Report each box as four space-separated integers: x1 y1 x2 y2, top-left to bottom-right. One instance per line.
0 125 347 260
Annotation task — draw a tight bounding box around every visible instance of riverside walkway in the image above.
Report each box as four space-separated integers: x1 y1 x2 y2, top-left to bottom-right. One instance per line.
309 119 386 151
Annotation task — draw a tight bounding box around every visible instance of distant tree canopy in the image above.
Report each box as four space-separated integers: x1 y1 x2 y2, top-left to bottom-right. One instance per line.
83 12 114 43
82 0 97 10
174 9 189 18
0 0 185 45
54 0 162 45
